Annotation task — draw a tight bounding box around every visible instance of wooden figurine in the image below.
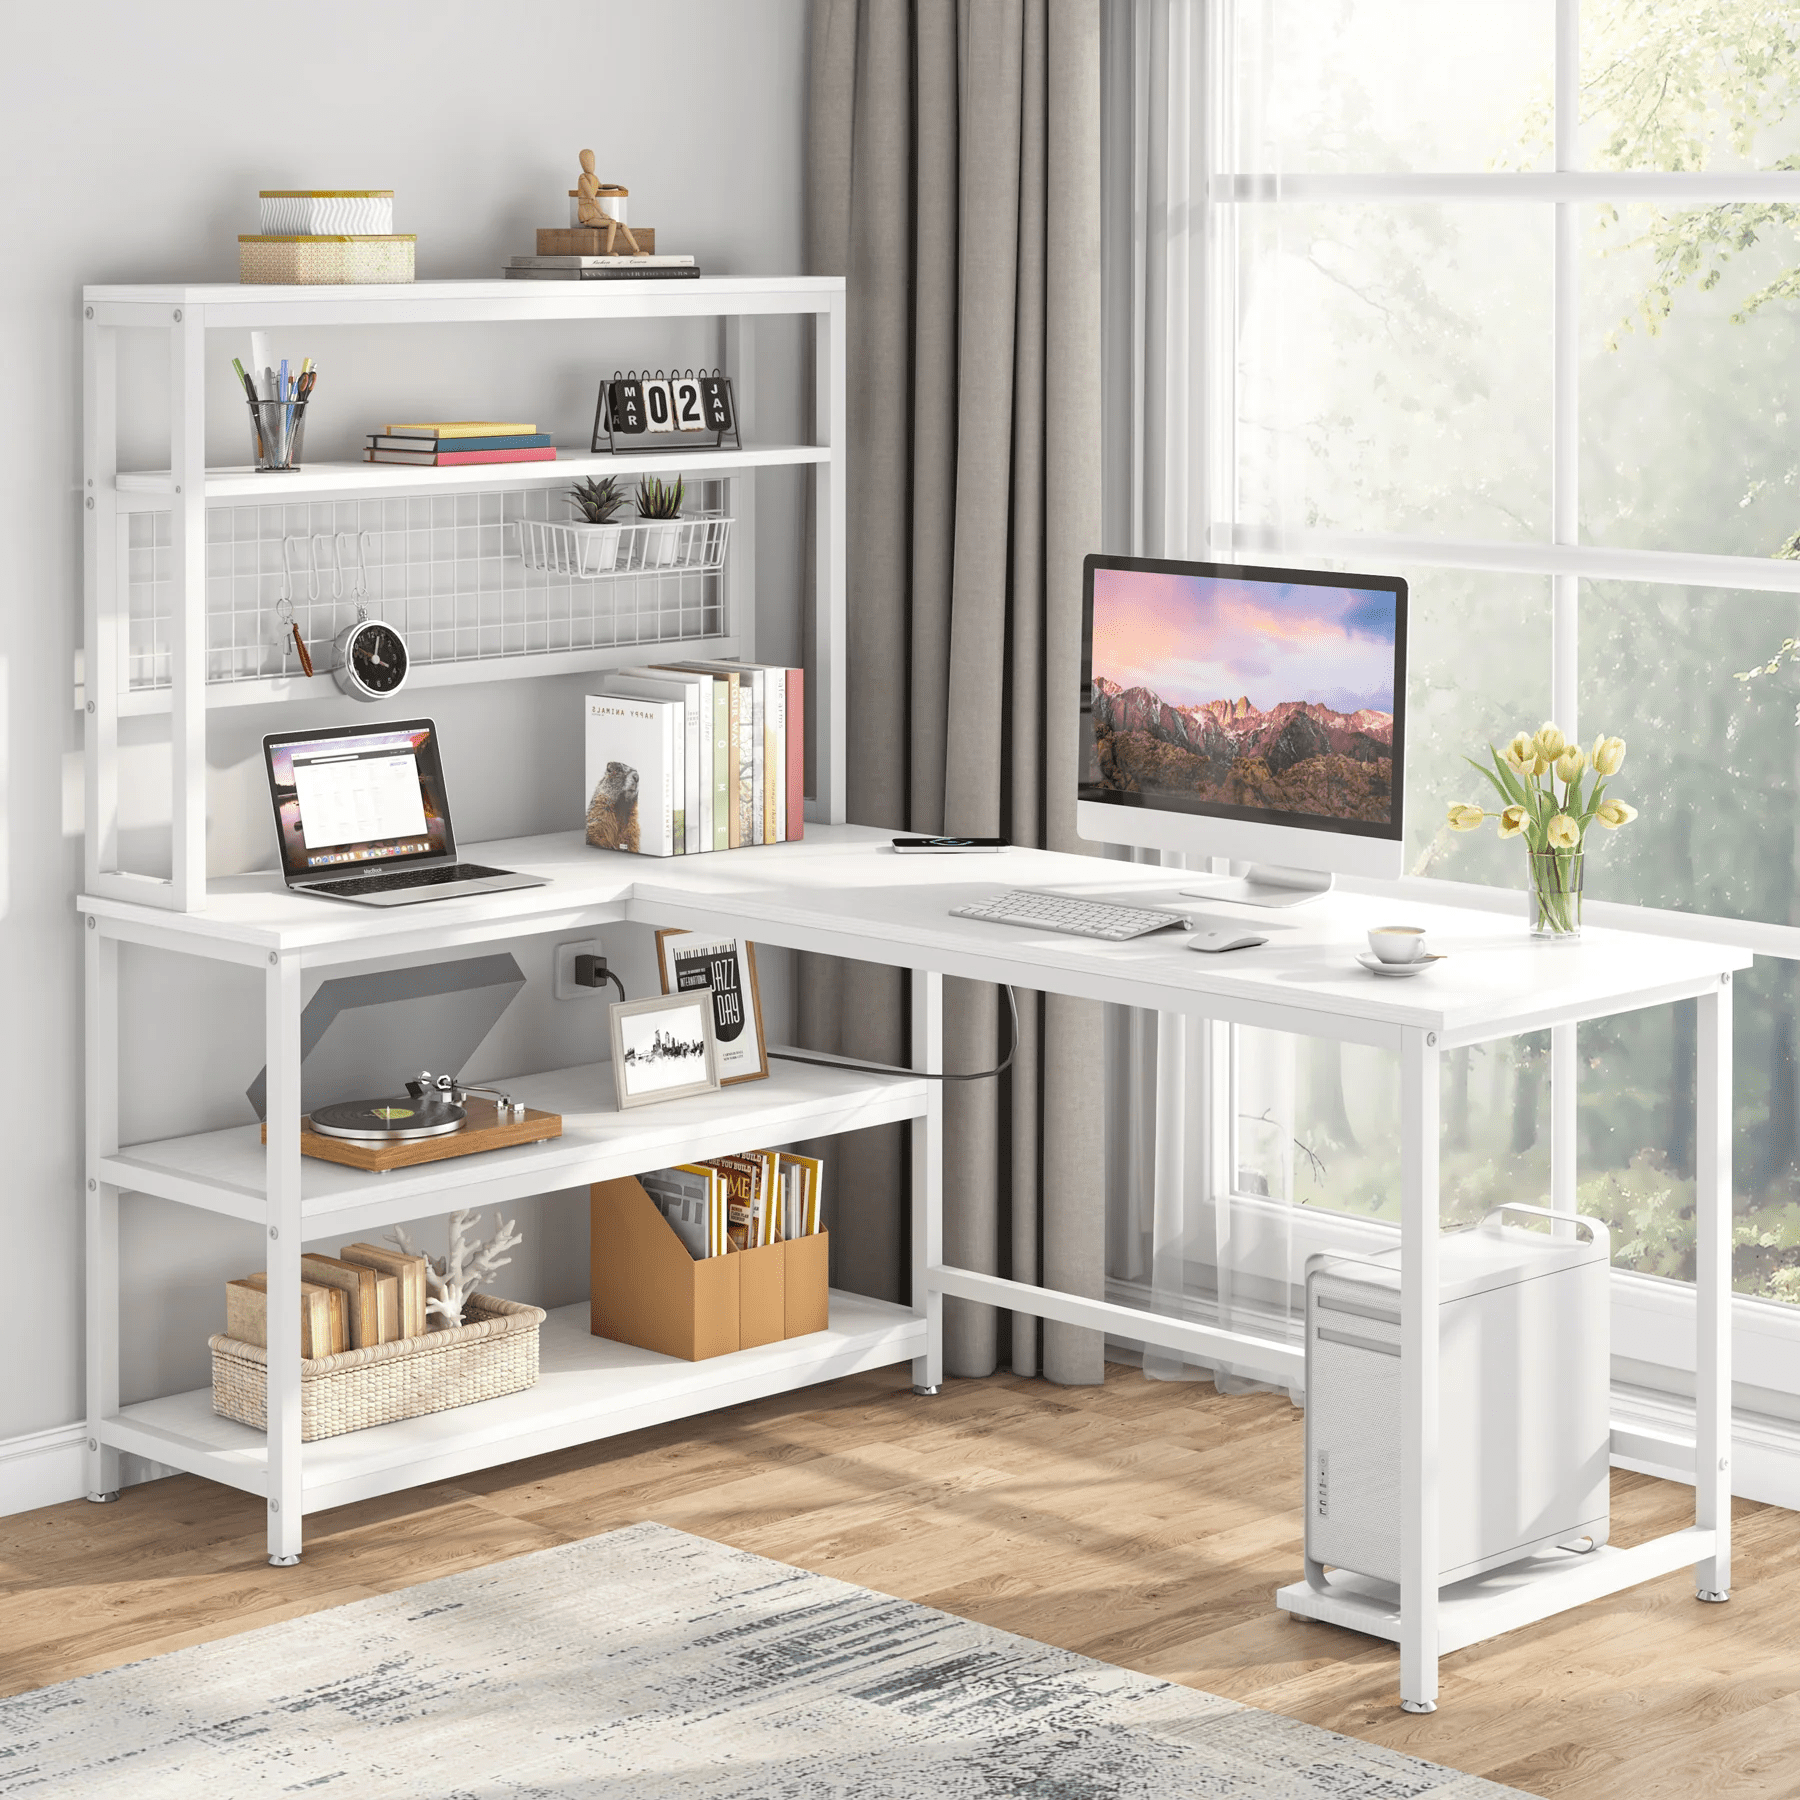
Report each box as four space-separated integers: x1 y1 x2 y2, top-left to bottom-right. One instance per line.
576 149 643 255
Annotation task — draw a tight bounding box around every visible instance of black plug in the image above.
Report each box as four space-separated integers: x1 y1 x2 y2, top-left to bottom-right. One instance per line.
573 953 626 1001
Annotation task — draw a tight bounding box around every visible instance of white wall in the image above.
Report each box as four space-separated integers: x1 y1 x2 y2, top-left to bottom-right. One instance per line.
0 0 810 1455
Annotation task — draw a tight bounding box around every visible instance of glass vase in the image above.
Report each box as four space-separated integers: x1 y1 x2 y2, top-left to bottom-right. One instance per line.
1529 848 1583 939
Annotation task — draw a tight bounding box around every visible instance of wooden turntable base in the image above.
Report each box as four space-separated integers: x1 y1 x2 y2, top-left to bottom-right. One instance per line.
262 1100 563 1173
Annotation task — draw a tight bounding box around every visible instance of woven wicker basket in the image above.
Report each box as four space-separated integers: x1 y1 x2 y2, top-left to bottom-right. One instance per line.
208 1293 545 1442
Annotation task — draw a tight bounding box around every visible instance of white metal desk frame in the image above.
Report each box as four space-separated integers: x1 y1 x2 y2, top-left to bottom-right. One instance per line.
83 833 1743 1716
618 837 1746 1715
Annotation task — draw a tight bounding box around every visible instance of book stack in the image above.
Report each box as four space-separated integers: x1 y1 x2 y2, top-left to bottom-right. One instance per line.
505 254 701 282
365 422 556 467
638 1150 824 1263
223 1243 433 1355
584 663 804 858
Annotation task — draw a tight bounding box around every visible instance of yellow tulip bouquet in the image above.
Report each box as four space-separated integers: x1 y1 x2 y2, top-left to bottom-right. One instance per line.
1447 724 1637 937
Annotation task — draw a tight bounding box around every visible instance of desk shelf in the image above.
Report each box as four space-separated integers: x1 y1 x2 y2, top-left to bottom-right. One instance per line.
111 442 831 511
103 1293 924 1515
103 1057 927 1240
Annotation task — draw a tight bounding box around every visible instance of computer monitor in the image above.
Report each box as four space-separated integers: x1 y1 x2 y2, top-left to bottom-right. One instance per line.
1078 554 1407 905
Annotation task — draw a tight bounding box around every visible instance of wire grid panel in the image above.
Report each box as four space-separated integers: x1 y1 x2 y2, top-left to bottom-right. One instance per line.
124 479 729 692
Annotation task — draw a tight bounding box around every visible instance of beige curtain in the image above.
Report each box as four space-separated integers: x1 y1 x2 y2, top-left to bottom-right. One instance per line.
802 0 1106 1384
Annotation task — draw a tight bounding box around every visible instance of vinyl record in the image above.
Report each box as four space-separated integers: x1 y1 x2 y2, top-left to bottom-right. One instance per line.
309 1095 467 1143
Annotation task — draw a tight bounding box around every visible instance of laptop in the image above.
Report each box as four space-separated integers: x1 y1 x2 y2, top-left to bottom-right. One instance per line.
263 719 549 907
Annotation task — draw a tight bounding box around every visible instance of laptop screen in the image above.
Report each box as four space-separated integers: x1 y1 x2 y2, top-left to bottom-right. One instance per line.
264 720 455 880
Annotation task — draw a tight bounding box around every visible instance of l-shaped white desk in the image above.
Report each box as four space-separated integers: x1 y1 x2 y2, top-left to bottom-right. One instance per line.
80 823 1749 1713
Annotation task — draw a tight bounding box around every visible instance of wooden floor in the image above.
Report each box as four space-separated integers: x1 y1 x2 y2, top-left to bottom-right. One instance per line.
0 1365 1789 1799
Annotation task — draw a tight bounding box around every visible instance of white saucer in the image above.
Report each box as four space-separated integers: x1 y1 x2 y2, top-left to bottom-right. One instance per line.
1356 951 1446 979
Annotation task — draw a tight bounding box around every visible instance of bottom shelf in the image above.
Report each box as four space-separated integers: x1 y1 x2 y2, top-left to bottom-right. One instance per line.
104 1291 924 1514
1275 1524 1717 1654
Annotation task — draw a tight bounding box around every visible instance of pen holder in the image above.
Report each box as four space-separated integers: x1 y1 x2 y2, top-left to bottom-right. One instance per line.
247 396 308 472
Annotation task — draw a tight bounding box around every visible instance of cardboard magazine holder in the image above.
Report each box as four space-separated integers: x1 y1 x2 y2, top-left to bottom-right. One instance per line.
589 1175 829 1361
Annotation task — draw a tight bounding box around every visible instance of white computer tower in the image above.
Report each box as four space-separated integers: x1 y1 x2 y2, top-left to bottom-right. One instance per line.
1304 1207 1610 1589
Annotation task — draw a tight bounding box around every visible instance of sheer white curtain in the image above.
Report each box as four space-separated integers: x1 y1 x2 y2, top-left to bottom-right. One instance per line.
1100 0 1303 1394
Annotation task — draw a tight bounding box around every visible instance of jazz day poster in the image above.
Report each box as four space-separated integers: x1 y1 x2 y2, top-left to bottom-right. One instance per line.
655 932 768 1085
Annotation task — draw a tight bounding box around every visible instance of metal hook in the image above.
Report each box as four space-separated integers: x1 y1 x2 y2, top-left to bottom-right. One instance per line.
335 530 369 600
313 534 343 601
280 536 310 605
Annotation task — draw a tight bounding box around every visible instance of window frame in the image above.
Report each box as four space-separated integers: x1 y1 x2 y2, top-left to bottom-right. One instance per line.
1182 0 1800 1407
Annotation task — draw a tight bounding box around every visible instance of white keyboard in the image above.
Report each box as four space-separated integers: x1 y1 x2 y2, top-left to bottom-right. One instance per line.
950 888 1189 941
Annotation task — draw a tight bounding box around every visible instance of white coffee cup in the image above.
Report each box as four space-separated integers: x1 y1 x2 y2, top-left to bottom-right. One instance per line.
1368 925 1428 965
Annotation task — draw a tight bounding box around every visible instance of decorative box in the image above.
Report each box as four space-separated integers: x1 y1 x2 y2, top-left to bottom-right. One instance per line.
260 189 396 234
239 234 416 285
536 226 656 258
208 1292 543 1440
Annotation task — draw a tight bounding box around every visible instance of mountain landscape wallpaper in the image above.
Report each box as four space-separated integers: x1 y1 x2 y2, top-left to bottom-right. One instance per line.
1086 568 1398 825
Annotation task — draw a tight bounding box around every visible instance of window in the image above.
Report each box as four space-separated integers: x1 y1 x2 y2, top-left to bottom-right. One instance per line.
1117 2 1800 1361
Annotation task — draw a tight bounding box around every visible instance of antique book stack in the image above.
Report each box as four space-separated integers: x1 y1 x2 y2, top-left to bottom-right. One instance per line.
584 664 805 857
222 1242 432 1355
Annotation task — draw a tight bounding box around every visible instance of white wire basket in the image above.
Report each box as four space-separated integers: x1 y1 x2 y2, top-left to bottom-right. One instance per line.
513 511 733 579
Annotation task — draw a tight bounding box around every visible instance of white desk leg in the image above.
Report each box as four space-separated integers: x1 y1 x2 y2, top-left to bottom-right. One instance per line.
83 921 122 1503
1399 1026 1443 1712
912 969 945 1394
265 953 305 1565
1696 976 1732 1602
1550 1021 1578 1238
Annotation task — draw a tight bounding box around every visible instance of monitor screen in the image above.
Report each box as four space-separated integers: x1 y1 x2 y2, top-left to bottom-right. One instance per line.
1080 556 1406 843
264 720 454 878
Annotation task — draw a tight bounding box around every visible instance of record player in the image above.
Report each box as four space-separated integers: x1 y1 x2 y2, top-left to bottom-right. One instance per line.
268 1071 563 1174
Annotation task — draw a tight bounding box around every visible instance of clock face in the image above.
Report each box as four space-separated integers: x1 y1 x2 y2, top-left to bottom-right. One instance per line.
348 621 407 694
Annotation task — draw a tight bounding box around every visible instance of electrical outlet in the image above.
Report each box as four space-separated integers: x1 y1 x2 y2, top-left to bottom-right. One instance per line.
554 938 603 1000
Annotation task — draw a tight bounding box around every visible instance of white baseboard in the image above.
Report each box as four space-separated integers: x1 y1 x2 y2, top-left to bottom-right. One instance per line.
0 1423 176 1518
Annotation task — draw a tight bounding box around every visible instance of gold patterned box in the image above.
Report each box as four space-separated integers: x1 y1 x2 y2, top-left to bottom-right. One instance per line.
239 234 416 285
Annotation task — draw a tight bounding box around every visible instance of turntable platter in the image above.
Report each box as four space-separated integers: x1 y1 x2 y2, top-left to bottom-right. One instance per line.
309 1095 468 1143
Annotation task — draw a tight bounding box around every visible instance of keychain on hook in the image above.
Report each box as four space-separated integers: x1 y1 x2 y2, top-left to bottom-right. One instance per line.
274 597 314 678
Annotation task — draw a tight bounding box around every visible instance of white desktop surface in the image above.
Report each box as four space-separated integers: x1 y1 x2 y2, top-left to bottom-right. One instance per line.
81 824 1749 1047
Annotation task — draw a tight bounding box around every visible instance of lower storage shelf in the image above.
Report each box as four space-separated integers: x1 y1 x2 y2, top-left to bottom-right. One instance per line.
104 1291 923 1514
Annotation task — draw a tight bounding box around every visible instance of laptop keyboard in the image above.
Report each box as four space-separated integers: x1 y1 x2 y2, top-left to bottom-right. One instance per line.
307 863 508 897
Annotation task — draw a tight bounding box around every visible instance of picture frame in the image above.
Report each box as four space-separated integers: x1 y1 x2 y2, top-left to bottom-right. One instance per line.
654 930 769 1086
608 991 720 1110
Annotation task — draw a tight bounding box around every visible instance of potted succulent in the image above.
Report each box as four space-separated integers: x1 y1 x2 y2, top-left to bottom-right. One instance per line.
635 474 685 569
567 476 625 574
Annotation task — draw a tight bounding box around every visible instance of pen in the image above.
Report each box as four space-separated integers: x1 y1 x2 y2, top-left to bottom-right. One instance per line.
232 357 266 459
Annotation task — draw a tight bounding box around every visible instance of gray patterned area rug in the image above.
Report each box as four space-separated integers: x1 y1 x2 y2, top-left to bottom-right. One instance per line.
0 1522 1524 1798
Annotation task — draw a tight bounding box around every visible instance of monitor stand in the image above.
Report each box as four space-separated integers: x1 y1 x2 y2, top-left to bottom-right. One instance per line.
1178 864 1334 910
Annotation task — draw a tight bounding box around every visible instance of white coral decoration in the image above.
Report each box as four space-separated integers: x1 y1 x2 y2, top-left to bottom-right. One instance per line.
387 1208 523 1327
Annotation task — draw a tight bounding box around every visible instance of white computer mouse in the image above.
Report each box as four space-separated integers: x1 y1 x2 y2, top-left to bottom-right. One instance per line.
1189 928 1269 954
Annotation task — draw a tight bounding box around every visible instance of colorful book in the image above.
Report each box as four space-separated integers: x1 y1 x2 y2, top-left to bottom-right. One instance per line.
786 667 805 840
382 421 537 438
365 446 557 466
368 432 553 453
585 692 678 856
